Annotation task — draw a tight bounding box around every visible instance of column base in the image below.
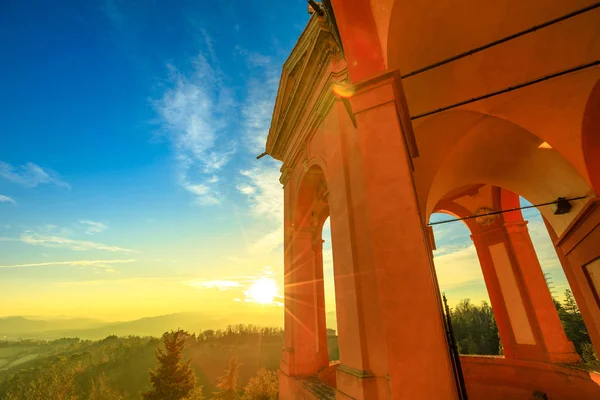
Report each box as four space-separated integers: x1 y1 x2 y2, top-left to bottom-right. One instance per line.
335 364 390 400
280 347 294 375
546 350 581 364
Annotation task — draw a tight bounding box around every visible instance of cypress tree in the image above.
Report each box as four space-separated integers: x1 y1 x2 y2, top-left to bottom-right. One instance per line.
142 329 200 400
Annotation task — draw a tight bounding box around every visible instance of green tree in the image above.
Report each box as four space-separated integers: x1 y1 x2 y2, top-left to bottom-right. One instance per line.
557 289 591 354
451 299 501 355
142 330 201 400
241 368 278 400
212 357 240 400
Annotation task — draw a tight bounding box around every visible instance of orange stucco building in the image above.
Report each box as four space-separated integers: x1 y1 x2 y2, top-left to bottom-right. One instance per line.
264 1 600 399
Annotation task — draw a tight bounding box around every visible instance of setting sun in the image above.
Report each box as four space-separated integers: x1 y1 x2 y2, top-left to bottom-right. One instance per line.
247 278 278 305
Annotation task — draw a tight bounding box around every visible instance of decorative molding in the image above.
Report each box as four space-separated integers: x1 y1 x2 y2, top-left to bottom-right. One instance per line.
279 166 292 186
475 207 499 227
349 69 419 160
266 13 346 164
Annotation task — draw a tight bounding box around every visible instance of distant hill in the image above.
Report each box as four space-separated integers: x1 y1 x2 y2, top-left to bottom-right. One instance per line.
0 316 105 338
0 310 284 340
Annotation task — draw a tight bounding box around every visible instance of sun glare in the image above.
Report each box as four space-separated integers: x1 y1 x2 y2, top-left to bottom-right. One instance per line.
247 278 278 305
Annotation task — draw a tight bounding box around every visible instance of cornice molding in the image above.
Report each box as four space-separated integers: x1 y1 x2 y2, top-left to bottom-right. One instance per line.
266 14 345 166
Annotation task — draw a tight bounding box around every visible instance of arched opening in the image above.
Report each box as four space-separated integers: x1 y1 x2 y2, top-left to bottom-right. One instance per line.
285 164 331 377
430 186 598 363
415 104 597 398
519 197 596 362
321 217 339 363
429 211 501 356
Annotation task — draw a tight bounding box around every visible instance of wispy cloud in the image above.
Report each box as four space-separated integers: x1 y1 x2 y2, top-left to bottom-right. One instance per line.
0 161 70 189
433 245 484 290
0 195 15 204
0 259 136 269
237 163 283 253
153 44 235 205
19 231 136 253
58 277 180 288
238 50 280 154
230 49 284 253
184 279 243 290
79 220 108 235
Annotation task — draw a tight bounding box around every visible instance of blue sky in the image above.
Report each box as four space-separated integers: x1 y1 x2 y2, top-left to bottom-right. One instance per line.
0 0 308 322
0 0 569 326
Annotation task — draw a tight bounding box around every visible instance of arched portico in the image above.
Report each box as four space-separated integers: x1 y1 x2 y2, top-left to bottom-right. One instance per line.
433 186 579 364
267 3 600 399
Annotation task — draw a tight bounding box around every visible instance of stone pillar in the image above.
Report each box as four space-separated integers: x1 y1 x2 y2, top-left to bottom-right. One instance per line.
345 71 458 399
553 198 600 356
471 219 579 363
281 228 330 378
327 99 391 400
312 237 329 363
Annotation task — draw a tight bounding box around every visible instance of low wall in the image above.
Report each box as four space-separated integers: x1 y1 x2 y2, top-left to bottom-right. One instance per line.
280 356 600 399
461 355 600 400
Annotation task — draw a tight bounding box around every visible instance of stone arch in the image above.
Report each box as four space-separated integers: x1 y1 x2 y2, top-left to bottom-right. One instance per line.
582 78 600 194
418 111 593 236
433 194 480 234
431 184 580 364
294 163 329 230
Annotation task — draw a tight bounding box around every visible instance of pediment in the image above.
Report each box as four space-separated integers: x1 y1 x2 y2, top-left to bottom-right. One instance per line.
266 14 343 162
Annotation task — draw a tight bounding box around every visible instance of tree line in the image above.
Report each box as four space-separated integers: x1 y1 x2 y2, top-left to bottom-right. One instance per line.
449 289 600 369
1 291 598 399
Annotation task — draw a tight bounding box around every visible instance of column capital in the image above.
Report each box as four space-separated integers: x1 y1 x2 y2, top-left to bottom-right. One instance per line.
348 69 419 160
349 70 401 115
504 220 529 234
291 227 315 239
312 238 325 250
470 225 505 244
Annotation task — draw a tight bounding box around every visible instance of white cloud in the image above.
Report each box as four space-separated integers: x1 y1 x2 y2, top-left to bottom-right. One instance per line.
433 245 484 290
238 166 283 222
237 163 284 253
19 231 136 253
247 227 284 254
184 279 243 290
0 195 15 204
79 220 108 234
0 259 136 269
239 51 280 154
0 161 70 189
154 50 235 206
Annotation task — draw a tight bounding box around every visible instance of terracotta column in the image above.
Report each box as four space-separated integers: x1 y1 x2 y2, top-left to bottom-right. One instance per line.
471 219 579 363
281 227 329 378
552 198 600 356
312 237 329 363
346 71 458 399
326 99 391 399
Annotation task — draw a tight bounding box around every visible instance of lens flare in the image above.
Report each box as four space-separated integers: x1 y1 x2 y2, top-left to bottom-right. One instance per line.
331 82 355 99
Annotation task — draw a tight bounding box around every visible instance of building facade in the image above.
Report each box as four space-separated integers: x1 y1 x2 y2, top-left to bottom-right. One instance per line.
264 1 600 399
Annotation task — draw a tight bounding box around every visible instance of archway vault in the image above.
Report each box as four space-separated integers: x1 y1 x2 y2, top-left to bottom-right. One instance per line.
415 110 593 236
